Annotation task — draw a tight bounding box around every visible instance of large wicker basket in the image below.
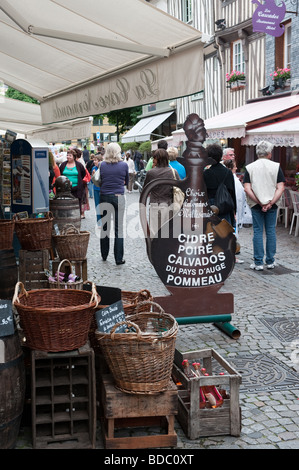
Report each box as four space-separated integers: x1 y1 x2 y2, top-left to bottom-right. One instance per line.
49 259 83 290
13 281 100 352
0 219 15 249
53 224 90 260
14 212 53 250
95 303 178 395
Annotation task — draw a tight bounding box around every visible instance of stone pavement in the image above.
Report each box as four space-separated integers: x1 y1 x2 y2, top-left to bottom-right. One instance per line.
16 190 299 450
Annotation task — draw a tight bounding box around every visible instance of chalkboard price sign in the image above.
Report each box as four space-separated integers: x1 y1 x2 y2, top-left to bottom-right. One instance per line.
0 300 14 337
96 300 127 334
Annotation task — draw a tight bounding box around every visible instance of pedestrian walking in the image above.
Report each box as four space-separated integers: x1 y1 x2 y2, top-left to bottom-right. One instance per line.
99 143 129 265
91 155 102 227
143 148 179 238
168 146 186 179
204 144 236 226
125 152 135 192
59 149 86 214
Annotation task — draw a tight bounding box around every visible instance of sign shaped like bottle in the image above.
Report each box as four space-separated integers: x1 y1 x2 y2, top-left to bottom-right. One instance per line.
140 114 235 318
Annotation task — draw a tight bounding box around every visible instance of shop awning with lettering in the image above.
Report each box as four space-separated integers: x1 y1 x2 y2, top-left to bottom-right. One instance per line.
0 96 92 141
0 0 204 126
172 94 299 146
241 116 299 147
121 112 173 143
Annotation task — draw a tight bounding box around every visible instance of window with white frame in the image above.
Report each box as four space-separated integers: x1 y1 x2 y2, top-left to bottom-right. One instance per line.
284 23 291 69
233 40 245 73
181 0 192 23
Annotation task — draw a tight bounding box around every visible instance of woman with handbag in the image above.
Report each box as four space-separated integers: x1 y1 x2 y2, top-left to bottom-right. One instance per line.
143 148 179 238
59 149 86 214
99 143 129 265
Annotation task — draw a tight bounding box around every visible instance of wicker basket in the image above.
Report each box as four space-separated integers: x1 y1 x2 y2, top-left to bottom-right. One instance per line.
49 259 83 290
53 224 90 260
95 305 178 395
13 281 100 352
0 219 15 250
14 212 53 250
122 289 152 315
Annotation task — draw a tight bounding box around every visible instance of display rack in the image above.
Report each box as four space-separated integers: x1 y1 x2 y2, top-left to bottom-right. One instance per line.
30 343 96 449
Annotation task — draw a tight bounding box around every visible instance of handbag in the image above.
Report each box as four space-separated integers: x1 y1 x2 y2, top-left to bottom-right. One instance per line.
171 167 185 210
91 164 101 187
83 168 91 183
214 173 235 215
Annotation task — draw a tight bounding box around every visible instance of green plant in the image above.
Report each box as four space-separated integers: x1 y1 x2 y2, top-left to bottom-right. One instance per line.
226 70 246 83
122 142 139 152
138 141 152 154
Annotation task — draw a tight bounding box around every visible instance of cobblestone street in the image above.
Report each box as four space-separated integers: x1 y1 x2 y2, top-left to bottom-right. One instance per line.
16 190 299 450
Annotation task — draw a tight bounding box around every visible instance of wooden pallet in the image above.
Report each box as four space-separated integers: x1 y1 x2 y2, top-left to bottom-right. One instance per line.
100 374 177 449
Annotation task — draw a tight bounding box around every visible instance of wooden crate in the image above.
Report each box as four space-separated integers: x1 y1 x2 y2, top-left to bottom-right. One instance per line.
19 249 49 290
100 374 178 449
51 257 87 281
172 348 242 439
30 343 96 449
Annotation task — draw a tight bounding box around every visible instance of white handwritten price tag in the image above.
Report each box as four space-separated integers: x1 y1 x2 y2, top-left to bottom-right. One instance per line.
0 300 14 337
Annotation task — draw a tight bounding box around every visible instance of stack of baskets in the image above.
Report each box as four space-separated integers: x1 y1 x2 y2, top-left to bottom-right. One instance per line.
89 289 153 351
95 301 178 395
13 281 100 352
14 212 53 250
52 224 90 260
0 219 15 250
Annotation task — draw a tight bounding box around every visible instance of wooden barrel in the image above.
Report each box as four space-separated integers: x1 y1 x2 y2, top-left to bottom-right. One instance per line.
0 250 18 300
50 197 81 233
0 330 26 448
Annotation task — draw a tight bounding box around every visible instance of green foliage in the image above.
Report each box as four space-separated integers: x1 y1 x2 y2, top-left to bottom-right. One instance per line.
122 142 140 152
5 86 39 104
94 106 142 135
138 141 152 154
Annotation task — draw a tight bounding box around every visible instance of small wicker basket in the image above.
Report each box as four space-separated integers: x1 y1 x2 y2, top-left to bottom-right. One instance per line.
49 259 83 290
0 219 15 250
95 303 178 395
52 224 90 260
14 212 53 250
13 281 100 352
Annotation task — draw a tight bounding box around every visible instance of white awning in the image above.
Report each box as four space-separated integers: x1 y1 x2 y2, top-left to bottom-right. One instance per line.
0 96 42 134
172 94 299 145
28 117 93 142
0 96 92 141
122 112 173 143
241 117 299 147
0 0 204 125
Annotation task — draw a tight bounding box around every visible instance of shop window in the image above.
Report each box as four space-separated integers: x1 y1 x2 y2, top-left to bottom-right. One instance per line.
275 20 291 70
181 0 193 23
284 23 291 69
232 40 245 73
